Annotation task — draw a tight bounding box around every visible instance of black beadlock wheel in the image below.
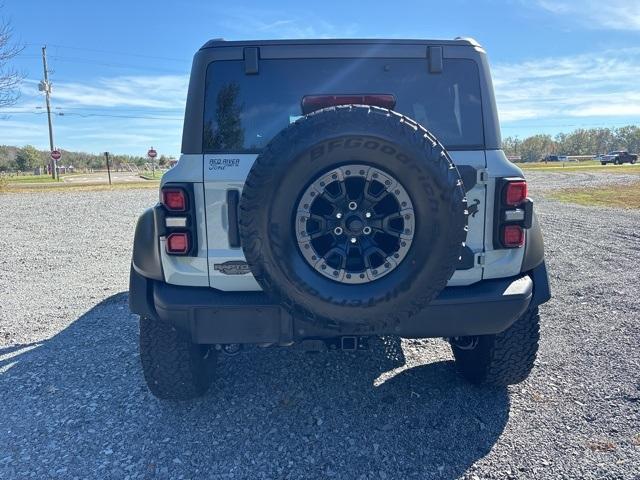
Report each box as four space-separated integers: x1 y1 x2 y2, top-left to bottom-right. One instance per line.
295 164 415 284
239 105 468 329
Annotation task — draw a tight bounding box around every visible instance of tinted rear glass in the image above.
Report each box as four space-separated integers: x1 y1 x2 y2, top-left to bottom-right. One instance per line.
203 58 484 152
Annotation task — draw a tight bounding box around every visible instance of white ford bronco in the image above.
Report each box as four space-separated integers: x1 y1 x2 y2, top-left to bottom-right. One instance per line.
130 38 551 399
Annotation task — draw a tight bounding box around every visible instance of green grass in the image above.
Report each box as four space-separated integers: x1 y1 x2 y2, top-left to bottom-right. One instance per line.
520 159 598 169
549 181 640 209
3 174 60 183
519 160 640 173
0 179 160 194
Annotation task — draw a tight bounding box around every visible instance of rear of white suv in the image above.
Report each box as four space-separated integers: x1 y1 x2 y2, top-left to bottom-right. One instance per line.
130 38 550 399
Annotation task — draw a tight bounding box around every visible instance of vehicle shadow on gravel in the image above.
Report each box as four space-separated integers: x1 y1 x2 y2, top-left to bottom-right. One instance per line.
0 293 510 479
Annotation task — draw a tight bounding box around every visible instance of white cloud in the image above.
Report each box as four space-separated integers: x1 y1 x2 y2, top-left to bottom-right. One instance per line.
215 7 358 39
37 75 188 109
0 119 49 143
534 0 640 31
0 74 187 154
0 115 183 155
493 48 640 123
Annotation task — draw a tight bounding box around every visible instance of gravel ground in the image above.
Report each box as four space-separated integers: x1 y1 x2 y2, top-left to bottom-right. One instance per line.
1 173 639 479
523 169 640 191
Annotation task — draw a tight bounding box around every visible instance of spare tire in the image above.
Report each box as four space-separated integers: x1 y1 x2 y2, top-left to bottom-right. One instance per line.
239 105 467 330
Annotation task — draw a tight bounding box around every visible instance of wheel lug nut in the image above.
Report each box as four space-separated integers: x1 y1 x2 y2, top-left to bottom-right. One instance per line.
350 237 357 244
363 226 372 235
348 202 358 211
336 212 343 219
334 227 343 235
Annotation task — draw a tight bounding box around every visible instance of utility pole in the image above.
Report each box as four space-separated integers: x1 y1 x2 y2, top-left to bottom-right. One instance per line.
40 46 56 179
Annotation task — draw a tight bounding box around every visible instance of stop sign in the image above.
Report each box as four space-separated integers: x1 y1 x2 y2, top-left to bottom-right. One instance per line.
147 148 157 159
51 149 61 161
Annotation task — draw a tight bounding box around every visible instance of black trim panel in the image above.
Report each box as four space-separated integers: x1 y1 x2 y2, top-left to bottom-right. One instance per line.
226 189 241 248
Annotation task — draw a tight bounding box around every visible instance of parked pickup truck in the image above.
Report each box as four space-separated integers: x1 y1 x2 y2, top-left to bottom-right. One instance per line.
600 151 637 165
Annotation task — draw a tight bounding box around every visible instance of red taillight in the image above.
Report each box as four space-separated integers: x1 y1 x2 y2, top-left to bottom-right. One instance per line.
504 181 528 206
301 94 396 114
166 232 189 254
502 225 524 247
162 188 187 211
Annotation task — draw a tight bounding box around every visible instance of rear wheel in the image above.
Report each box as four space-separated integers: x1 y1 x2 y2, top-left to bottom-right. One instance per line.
139 316 216 399
449 307 540 385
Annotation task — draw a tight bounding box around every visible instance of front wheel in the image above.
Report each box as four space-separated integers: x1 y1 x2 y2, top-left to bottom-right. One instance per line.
449 307 540 386
139 316 216 399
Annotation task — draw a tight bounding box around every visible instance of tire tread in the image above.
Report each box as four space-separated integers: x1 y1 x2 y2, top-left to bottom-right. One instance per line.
139 316 215 399
452 307 540 386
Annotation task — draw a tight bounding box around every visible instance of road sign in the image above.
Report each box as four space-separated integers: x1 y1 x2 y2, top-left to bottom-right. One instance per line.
147 148 157 159
51 149 61 161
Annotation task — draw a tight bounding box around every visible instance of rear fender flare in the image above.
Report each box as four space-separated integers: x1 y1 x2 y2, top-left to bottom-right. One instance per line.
131 207 164 281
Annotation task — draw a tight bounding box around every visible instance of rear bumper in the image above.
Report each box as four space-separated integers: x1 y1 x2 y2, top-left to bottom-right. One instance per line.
130 263 550 344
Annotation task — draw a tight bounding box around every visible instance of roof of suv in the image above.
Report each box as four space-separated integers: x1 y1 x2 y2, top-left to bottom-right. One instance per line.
200 37 482 50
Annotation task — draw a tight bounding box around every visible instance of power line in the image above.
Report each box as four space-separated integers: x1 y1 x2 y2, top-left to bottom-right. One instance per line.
0 110 182 120
24 43 189 63
19 54 187 74
40 106 183 112
60 112 182 120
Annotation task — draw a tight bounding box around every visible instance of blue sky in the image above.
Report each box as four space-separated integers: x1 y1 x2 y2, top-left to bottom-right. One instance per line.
1 0 639 155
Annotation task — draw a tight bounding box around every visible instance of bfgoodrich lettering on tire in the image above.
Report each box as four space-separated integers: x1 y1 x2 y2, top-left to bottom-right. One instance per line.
239 105 468 330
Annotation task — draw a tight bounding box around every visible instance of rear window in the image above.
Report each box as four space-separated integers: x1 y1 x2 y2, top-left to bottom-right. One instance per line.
203 57 484 152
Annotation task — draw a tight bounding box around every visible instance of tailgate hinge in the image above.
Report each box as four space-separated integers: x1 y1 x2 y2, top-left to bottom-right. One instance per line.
244 47 259 75
475 253 486 266
477 168 489 185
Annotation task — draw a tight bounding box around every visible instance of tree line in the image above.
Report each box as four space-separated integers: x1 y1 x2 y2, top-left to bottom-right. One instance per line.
2 125 638 173
502 125 640 163
0 145 174 173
